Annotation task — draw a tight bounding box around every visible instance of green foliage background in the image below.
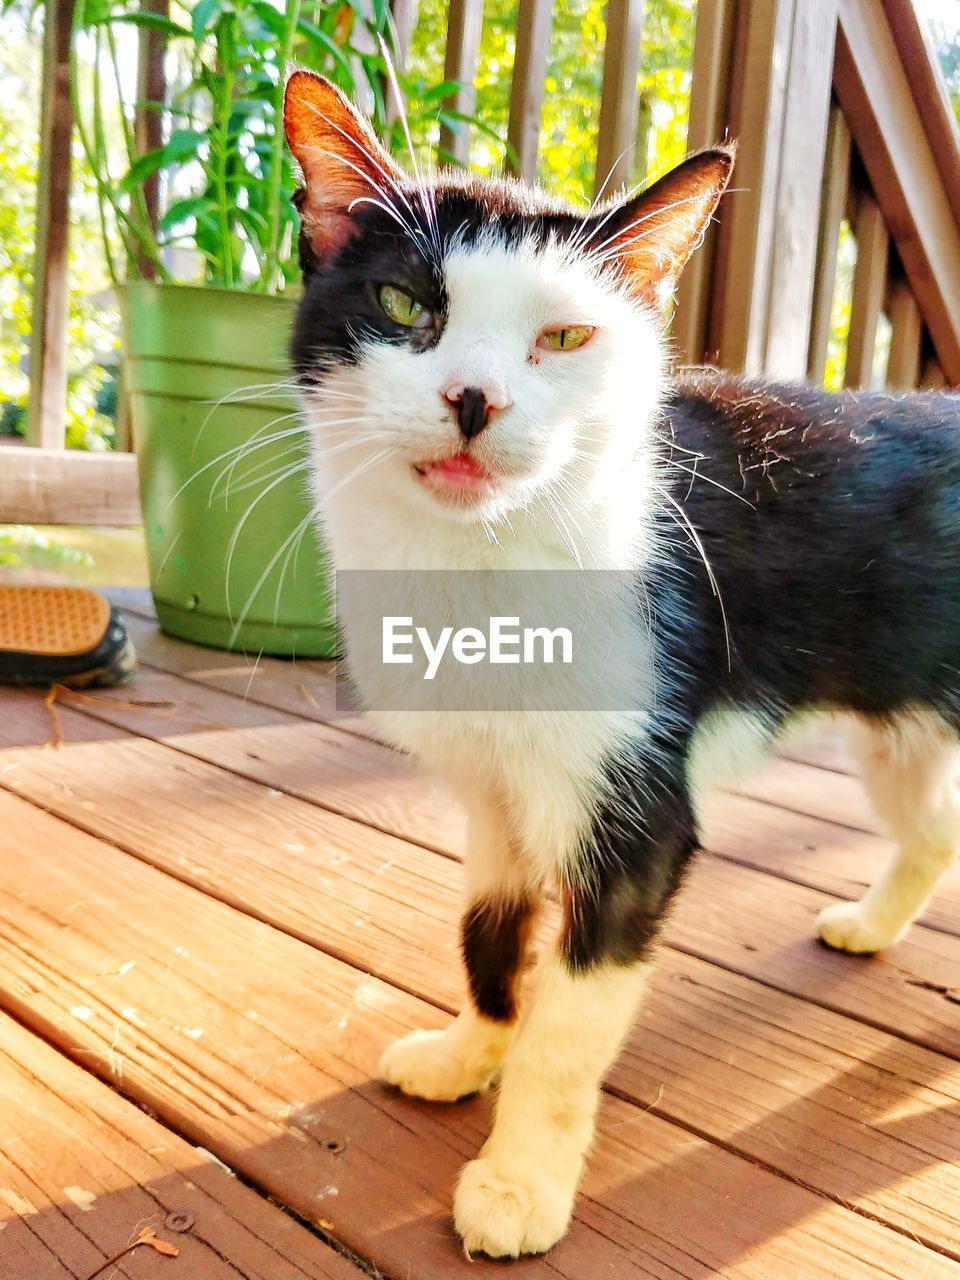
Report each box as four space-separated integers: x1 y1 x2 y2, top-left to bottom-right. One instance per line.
0 12 117 449
406 0 695 200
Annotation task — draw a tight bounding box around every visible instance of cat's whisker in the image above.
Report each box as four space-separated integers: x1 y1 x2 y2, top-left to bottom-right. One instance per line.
347 193 423 242
300 102 436 259
662 457 755 506
312 446 398 517
228 505 321 648
213 431 307 502
550 474 605 573
538 487 585 573
377 35 443 265
584 193 720 265
198 376 303 408
209 419 310 504
166 417 308 513
567 140 647 256
273 503 320 624
311 434 394 462
224 460 315 614
481 519 502 549
301 137 424 246
218 445 306 501
654 483 731 668
192 378 304 452
224 434 392 641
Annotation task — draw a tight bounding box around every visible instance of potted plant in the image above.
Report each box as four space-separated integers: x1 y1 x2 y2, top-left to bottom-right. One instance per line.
73 0 447 655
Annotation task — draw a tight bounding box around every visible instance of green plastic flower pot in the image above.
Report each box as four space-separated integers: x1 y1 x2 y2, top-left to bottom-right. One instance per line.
121 282 336 657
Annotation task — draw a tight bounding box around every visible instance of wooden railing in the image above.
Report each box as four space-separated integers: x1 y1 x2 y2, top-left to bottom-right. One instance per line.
4 0 959 526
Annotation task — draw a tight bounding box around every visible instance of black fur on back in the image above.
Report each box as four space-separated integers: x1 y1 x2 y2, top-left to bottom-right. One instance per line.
569 374 960 973
657 373 960 729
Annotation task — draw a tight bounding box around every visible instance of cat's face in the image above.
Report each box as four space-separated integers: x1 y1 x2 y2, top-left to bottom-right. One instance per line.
284 73 733 529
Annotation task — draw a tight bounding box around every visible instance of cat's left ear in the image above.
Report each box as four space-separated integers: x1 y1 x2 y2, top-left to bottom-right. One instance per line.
594 145 735 311
284 69 404 261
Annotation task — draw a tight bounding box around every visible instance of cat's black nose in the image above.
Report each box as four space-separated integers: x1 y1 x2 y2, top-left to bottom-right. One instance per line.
448 385 492 440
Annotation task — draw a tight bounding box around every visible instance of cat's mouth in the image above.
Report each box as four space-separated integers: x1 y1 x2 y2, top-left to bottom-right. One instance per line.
414 453 499 499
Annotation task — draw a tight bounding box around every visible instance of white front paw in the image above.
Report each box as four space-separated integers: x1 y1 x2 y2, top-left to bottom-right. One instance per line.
816 901 901 954
453 1156 575 1258
379 1029 496 1102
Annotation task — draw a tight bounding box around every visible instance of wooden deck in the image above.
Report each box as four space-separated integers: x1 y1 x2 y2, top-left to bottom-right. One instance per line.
2 590 960 1279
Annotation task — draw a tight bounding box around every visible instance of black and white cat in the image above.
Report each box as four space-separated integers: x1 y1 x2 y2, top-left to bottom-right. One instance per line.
284 71 960 1258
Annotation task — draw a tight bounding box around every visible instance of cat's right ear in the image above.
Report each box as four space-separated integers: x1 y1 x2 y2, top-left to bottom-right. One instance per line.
284 70 403 261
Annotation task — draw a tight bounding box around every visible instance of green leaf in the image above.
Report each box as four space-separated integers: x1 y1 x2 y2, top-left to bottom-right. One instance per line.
416 79 461 106
159 195 211 231
192 0 224 41
77 0 111 28
97 12 191 36
118 129 206 193
295 18 354 77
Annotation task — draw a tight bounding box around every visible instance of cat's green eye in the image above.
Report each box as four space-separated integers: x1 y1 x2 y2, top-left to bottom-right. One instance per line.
541 325 595 352
379 285 425 327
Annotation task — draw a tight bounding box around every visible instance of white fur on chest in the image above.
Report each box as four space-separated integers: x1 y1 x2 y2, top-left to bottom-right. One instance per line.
301 234 667 881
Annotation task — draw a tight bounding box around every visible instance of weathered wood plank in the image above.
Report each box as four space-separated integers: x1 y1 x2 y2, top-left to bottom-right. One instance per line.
49 667 464 854
834 0 960 383
879 0 960 228
31 670 960 943
507 0 554 180
3 683 960 1057
886 274 923 388
620 949 960 1259
673 0 735 365
762 0 839 379
25 0 73 451
0 693 465 1004
439 0 483 165
0 447 141 526
845 188 888 388
0 792 955 1279
668 855 960 1060
0 1013 364 1279
594 0 646 195
807 104 852 381
120 610 373 738
706 0 798 372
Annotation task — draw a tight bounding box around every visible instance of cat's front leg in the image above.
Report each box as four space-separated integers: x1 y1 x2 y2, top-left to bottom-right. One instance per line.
453 955 652 1256
454 760 696 1257
380 792 536 1101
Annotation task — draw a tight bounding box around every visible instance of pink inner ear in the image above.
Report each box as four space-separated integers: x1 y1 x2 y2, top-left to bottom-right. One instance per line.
284 71 403 259
600 148 735 308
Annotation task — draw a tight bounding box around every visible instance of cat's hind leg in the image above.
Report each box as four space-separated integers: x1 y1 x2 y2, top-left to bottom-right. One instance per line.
379 791 536 1101
817 712 960 953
